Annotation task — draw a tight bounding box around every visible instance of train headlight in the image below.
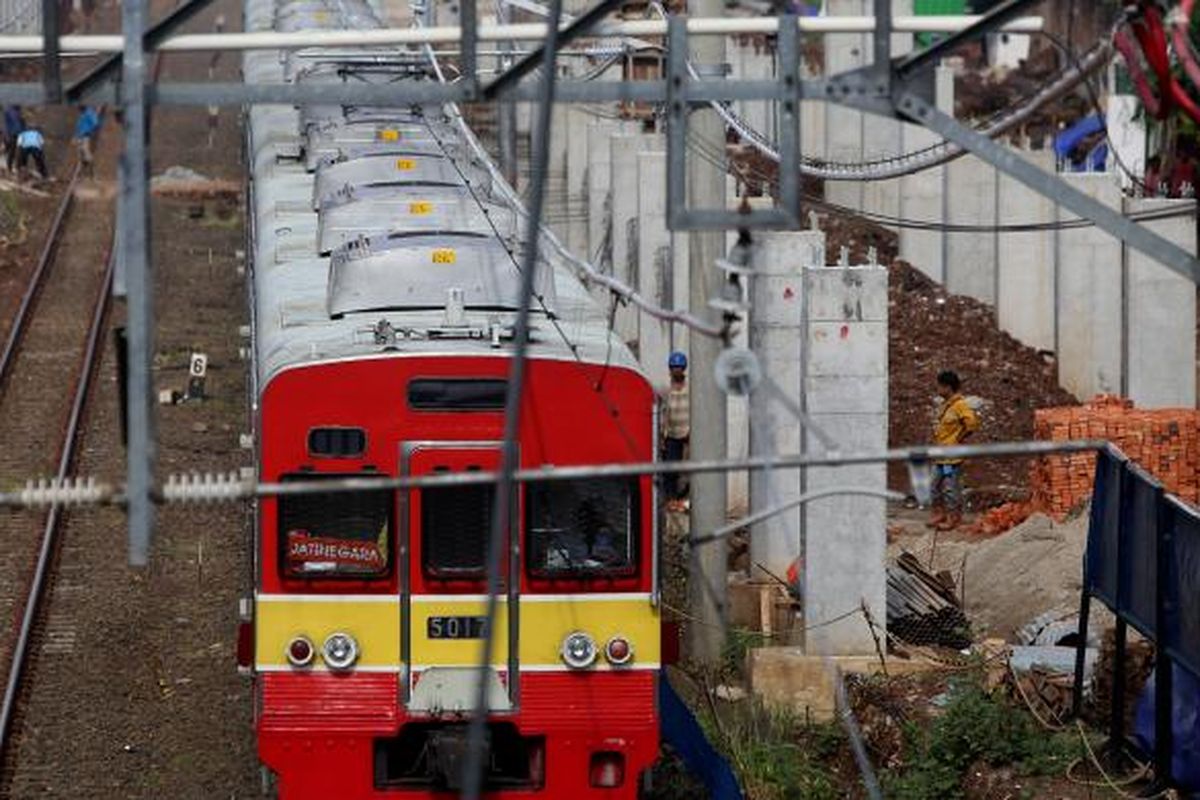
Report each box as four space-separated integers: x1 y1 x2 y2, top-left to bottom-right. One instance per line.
322 632 359 670
286 635 314 668
560 631 597 669
604 635 633 666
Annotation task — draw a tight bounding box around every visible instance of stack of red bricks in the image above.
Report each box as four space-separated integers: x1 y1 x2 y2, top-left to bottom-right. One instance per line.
1032 395 1200 517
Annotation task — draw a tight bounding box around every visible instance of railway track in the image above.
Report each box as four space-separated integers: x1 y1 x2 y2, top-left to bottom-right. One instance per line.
0 162 115 769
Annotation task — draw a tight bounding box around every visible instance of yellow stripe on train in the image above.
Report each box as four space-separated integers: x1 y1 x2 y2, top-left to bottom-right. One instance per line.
254 594 660 671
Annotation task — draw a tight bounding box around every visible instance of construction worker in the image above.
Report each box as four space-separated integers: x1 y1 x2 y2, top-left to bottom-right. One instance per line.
928 370 980 532
660 351 690 508
15 123 47 182
73 105 101 179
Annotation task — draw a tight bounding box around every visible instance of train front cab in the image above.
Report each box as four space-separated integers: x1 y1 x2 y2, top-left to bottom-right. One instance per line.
252 357 659 799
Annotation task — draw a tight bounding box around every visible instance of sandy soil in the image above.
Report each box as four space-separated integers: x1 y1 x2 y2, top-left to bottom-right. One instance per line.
888 505 1092 641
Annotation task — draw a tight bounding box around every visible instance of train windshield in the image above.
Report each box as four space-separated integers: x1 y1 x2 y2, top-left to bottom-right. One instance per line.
421 484 493 577
278 477 392 578
526 479 636 576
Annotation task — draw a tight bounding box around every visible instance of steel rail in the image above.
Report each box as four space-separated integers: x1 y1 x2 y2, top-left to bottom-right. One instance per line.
0 163 81 392
0 216 114 759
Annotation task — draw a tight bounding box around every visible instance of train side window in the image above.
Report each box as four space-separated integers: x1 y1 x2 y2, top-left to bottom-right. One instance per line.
421 484 493 577
526 479 637 577
279 476 391 579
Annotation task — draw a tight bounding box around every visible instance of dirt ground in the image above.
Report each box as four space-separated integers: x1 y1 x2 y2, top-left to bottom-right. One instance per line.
3 0 258 794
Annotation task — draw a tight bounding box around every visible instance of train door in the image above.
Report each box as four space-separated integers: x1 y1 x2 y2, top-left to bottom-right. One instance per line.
400 441 518 713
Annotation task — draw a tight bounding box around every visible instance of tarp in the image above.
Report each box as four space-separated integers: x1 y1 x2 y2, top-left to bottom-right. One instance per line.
1054 114 1105 158
1134 665 1200 792
658 675 744 800
1055 114 1109 172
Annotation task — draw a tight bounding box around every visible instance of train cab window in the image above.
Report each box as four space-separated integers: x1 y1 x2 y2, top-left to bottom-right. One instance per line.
526 479 636 576
408 379 507 411
421 485 493 577
279 477 391 578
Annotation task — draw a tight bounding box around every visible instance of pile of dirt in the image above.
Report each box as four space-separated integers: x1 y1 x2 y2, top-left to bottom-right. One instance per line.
885 260 1079 506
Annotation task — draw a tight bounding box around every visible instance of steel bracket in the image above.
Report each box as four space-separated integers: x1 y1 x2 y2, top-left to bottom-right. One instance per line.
665 14 802 231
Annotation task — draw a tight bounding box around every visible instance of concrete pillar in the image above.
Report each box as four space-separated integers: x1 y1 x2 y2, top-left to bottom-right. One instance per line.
748 231 827 584
636 150 673 389
803 261 888 655
823 0 866 212
800 51 826 163
1056 174 1124 399
996 148 1057 352
945 154 998 304
586 119 634 271
541 99 571 241
860 0 913 227
565 106 590 257
731 35 776 144
897 64 953 284
610 132 663 346
1107 94 1146 191
1123 198 1198 407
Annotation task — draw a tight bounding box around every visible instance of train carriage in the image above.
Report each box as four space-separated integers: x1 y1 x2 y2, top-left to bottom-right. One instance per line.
242 0 663 796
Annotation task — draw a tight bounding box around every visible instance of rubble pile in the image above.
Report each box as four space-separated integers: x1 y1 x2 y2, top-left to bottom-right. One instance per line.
1033 395 1200 515
885 260 1078 503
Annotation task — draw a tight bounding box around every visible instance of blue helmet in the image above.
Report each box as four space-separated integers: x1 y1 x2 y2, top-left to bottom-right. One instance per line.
668 351 687 370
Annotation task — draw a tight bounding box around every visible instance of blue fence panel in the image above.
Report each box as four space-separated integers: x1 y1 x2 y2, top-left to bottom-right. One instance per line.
1166 498 1200 681
1086 448 1125 608
1119 464 1162 638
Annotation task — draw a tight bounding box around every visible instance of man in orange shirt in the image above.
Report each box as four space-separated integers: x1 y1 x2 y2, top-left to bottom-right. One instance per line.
928 370 980 531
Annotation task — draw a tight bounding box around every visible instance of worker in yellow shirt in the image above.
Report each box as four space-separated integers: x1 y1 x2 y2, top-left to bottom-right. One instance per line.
928 370 981 531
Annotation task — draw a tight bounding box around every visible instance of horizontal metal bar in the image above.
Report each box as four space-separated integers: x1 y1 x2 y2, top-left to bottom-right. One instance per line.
896 0 1042 79
0 439 1108 511
671 207 801 231
66 0 216 101
0 74 875 106
0 82 48 103
690 486 905 546
483 0 625 99
0 15 1045 53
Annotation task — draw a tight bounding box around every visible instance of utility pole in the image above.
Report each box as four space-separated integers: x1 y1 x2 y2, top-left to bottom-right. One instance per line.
497 0 518 188
685 0 727 665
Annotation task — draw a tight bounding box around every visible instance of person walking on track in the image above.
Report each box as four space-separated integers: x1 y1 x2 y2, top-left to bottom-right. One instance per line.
73 105 102 179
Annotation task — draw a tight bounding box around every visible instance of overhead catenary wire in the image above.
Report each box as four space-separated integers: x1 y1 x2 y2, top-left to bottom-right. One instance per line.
686 129 1196 235
638 0 1111 182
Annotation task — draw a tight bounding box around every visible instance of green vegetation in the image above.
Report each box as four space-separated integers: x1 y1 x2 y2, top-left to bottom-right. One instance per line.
655 668 1089 799
882 679 1084 800
704 701 844 800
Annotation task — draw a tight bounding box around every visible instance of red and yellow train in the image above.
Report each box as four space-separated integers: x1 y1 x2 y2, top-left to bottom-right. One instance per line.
241 0 662 796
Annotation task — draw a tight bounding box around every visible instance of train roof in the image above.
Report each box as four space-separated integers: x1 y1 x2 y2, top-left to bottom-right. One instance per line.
244 0 646 393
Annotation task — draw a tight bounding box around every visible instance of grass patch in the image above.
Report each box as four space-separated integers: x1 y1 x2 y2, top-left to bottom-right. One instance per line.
882 678 1084 800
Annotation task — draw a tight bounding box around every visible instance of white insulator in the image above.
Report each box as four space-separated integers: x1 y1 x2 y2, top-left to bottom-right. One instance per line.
16 476 109 507
163 471 251 503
